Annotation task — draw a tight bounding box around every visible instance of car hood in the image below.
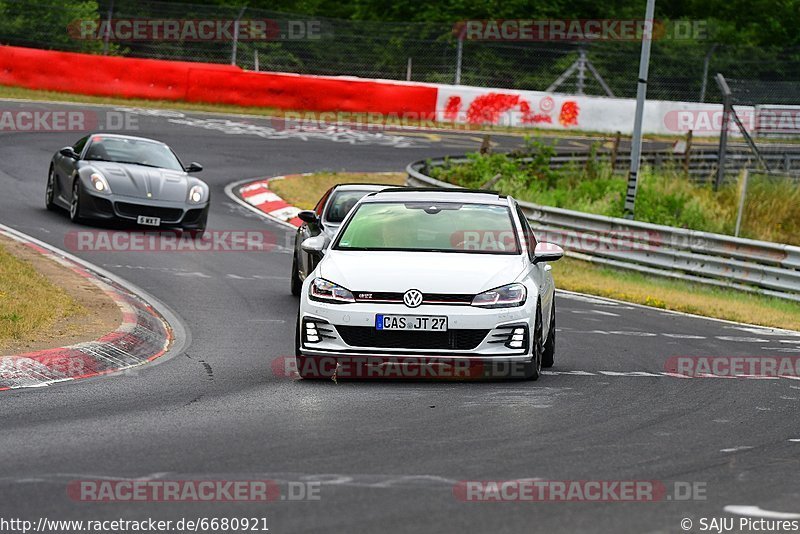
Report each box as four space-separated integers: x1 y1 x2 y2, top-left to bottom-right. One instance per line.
318 250 526 294
90 161 192 202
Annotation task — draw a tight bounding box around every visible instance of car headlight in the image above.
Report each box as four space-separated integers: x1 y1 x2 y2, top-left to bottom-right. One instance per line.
90 172 111 194
309 278 355 304
188 185 205 203
471 283 527 308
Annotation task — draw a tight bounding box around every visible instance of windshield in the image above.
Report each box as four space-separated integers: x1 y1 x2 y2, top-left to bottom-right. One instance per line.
325 190 375 223
334 201 520 254
84 136 184 171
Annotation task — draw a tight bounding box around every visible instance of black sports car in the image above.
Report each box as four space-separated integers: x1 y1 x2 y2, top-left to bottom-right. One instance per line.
46 134 209 233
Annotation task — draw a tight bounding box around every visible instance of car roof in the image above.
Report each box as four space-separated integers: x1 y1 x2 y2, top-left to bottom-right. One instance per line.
331 183 394 192
363 187 508 205
87 133 168 145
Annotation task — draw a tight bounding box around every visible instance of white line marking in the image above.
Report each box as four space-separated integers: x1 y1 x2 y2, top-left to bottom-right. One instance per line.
570 310 620 317
598 371 662 377
608 331 658 337
720 446 754 453
724 505 800 519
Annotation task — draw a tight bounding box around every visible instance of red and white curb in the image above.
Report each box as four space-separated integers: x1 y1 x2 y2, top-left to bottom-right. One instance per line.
0 225 176 390
235 175 306 228
226 172 403 230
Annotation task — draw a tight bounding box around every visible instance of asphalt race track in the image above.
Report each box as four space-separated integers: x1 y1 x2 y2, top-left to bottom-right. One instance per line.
1 100 800 533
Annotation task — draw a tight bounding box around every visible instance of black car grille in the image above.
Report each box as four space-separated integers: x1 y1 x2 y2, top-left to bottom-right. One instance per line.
115 202 184 223
353 292 474 305
336 326 489 350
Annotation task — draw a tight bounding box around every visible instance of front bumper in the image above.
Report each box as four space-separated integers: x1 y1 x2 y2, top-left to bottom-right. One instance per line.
81 188 209 227
298 299 534 361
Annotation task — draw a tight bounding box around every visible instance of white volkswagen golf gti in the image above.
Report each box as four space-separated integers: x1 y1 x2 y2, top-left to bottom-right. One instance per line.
295 188 564 380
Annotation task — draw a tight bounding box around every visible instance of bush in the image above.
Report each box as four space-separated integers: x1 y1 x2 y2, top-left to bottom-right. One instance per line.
428 141 800 245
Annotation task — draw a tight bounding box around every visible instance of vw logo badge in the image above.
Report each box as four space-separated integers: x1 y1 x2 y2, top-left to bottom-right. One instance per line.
403 289 423 308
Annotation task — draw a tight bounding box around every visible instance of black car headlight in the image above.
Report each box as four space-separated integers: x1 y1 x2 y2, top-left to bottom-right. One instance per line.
471 283 527 308
309 278 355 304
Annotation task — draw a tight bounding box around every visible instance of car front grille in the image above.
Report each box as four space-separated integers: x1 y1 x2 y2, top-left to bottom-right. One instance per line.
115 202 184 223
336 326 489 350
353 292 474 305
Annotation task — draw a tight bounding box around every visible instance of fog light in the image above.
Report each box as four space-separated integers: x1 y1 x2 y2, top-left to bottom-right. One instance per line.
304 321 321 344
504 326 528 350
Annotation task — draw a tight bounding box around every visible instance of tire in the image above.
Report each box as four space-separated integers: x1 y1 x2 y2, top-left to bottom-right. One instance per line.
523 303 543 381
69 179 84 223
45 166 57 211
290 251 302 296
542 299 556 368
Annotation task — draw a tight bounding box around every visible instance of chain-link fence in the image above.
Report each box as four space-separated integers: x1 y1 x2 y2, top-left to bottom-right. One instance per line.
2 0 800 104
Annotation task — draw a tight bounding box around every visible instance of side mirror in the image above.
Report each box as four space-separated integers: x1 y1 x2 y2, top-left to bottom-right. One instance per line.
297 210 319 225
301 235 328 254
533 242 564 264
59 146 79 159
185 162 203 173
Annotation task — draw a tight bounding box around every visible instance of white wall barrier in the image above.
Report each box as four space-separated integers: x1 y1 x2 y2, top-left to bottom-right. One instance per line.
432 84 756 136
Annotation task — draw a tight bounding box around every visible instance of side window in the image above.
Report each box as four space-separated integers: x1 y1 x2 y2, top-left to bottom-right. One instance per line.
72 136 89 157
515 205 537 260
314 188 333 217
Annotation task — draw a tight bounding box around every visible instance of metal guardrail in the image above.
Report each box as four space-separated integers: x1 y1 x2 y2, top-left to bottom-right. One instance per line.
550 150 800 177
407 157 800 302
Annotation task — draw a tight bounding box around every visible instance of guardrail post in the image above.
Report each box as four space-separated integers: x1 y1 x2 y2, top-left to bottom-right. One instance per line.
454 28 465 85
684 130 693 178
735 168 749 237
610 131 621 173
231 6 247 66
624 0 656 220
715 73 732 191
102 0 114 55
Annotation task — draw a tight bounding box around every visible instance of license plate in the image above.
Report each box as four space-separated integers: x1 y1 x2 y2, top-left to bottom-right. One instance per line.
137 215 161 226
376 314 448 331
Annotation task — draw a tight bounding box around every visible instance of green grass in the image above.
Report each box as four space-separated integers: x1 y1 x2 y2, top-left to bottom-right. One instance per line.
0 243 84 342
428 139 800 245
269 172 406 210
554 257 800 331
